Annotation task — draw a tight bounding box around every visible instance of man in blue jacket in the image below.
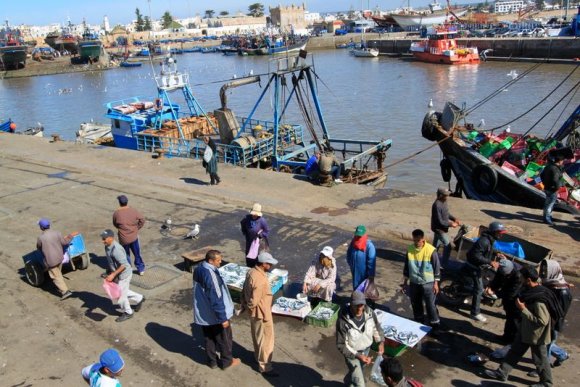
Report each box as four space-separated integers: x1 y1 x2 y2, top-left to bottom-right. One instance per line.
347 225 376 292
193 250 240 370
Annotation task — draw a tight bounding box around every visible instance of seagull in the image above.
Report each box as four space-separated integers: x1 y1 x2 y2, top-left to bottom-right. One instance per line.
428 98 433 109
249 69 254 76
478 119 485 128
507 70 518 80
161 218 172 231
185 224 200 239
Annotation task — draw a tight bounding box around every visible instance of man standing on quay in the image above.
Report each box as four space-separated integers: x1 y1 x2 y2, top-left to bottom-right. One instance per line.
431 187 459 269
242 252 279 378
402 229 442 330
113 194 146 275
193 249 240 370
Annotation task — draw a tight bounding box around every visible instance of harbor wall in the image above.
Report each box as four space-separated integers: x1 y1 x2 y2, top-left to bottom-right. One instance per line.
307 35 580 60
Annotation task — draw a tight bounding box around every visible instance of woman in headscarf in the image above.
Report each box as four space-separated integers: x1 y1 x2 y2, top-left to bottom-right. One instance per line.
202 136 220 185
346 225 376 291
303 246 337 302
540 259 572 367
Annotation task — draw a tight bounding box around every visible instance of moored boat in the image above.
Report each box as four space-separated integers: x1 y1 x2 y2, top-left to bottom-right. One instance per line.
77 22 102 63
0 24 27 70
391 1 468 28
410 24 479 64
76 121 112 144
351 47 379 57
421 101 580 214
119 61 142 68
104 53 392 186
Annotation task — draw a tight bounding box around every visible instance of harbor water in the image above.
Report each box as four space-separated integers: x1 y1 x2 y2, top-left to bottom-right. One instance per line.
1 51 578 193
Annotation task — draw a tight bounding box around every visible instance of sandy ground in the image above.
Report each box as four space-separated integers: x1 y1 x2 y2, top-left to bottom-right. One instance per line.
0 134 578 386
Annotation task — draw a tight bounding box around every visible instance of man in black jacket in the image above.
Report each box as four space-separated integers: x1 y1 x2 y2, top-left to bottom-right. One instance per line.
466 222 505 322
540 155 564 225
489 259 524 343
431 187 460 269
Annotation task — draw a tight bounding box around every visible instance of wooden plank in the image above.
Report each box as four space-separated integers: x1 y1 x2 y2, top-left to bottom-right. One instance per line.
181 246 213 272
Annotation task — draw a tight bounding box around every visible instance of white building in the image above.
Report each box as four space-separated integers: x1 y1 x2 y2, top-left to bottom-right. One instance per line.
304 11 321 24
103 16 110 33
494 0 525 13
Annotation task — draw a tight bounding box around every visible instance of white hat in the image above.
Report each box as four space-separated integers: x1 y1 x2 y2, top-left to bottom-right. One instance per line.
320 246 334 257
257 252 278 265
250 203 262 217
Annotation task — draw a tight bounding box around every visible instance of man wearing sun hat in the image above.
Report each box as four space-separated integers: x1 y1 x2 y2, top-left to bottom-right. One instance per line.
346 225 376 291
303 246 337 302
81 348 125 386
36 218 76 300
241 251 278 378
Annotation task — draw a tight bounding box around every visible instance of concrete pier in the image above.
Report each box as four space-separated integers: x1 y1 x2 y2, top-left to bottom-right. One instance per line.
0 134 578 386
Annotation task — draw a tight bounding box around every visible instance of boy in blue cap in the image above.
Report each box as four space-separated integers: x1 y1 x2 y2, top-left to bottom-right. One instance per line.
81 348 125 386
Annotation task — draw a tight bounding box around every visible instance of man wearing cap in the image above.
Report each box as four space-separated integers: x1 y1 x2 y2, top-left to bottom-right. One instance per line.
113 195 146 275
240 203 270 268
540 155 564 225
402 229 442 329
101 229 144 322
303 246 337 302
431 187 459 269
347 225 376 291
488 259 524 344
81 348 125 386
36 218 76 300
193 249 241 370
336 291 384 387
241 252 278 377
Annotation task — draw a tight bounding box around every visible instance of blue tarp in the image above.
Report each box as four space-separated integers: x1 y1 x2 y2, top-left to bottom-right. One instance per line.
472 238 526 259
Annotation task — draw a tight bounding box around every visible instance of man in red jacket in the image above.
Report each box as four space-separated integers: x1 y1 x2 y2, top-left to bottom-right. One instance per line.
113 195 146 275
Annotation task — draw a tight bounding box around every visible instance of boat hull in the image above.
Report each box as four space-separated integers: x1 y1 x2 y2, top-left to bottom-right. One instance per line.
392 9 467 27
79 41 102 61
412 51 479 64
352 48 379 57
0 46 27 70
422 111 579 214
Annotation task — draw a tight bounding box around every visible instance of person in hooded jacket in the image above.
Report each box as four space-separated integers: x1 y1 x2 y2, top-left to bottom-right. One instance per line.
488 259 524 344
540 259 572 366
193 249 240 370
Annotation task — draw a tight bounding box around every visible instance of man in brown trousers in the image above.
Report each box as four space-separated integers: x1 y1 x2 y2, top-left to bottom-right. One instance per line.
242 252 279 378
36 218 75 300
113 195 146 275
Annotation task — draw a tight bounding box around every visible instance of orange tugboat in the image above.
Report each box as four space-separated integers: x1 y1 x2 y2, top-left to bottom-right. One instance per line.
410 24 480 65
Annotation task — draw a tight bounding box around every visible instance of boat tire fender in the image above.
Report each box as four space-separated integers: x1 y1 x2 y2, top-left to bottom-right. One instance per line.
440 158 453 182
472 165 498 195
421 112 441 141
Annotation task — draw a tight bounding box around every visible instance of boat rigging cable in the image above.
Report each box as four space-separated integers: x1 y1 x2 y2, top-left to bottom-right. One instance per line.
483 65 578 132
464 62 543 116
545 86 579 138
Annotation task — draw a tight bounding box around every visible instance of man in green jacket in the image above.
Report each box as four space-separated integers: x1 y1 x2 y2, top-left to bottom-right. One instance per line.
484 267 553 387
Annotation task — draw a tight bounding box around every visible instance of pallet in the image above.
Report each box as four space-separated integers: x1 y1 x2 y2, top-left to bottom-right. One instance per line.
181 246 213 272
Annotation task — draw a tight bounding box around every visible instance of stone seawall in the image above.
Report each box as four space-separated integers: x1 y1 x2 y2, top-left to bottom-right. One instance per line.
307 34 580 60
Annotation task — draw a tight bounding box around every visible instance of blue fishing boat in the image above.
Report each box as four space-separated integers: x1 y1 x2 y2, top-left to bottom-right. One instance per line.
119 61 142 68
104 53 391 185
1 118 16 133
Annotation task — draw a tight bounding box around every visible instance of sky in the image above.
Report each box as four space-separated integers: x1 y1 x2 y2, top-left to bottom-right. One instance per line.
2 0 451 26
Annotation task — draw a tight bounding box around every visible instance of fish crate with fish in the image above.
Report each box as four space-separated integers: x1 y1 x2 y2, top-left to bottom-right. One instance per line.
218 262 284 296
374 310 431 357
271 296 312 319
304 301 341 328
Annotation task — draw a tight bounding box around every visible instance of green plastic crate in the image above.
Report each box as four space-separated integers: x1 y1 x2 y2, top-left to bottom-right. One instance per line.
479 142 500 158
305 302 340 328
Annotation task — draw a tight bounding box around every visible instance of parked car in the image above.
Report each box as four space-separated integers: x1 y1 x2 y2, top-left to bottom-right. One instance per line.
520 29 533 37
531 27 546 37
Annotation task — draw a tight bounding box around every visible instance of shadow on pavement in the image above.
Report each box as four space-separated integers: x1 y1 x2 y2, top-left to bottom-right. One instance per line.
180 177 209 186
90 252 109 270
74 290 116 321
269 361 343 387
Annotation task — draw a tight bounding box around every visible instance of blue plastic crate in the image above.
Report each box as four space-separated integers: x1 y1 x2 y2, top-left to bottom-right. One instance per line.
270 276 284 295
66 234 86 258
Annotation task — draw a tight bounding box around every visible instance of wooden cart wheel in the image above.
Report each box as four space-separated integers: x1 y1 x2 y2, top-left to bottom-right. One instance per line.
25 261 45 287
